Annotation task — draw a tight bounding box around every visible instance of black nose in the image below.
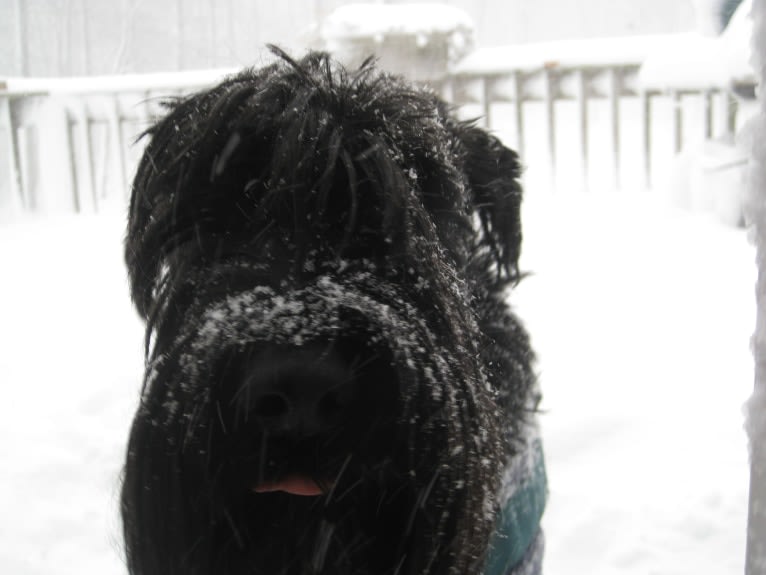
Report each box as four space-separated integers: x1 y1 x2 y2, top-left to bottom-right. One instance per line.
239 347 359 436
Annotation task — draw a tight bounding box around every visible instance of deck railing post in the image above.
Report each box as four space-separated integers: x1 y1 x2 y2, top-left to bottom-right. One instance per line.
1 96 26 212
577 69 590 191
641 90 653 190
543 67 557 190
512 71 526 162
608 67 622 190
746 1 766 572
672 91 683 155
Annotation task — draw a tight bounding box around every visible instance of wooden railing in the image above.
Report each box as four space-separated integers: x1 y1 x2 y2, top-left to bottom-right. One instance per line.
0 51 744 213
442 66 738 191
0 70 234 214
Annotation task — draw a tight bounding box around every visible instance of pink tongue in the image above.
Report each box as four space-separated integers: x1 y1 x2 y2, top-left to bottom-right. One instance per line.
254 475 325 496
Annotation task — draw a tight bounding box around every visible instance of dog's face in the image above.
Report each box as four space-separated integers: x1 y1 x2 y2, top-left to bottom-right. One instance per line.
121 48 533 575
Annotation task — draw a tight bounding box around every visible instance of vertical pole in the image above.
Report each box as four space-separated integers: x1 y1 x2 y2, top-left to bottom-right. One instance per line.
609 68 621 190
76 101 97 212
109 96 128 198
543 68 557 191
672 91 683 154
703 90 714 140
2 97 26 210
641 90 652 190
482 76 492 130
513 71 526 161
65 107 81 213
727 91 739 137
746 3 766 573
576 69 589 192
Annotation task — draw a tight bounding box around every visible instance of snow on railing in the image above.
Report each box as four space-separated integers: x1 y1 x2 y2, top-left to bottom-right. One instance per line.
0 39 749 214
443 35 743 193
0 69 235 214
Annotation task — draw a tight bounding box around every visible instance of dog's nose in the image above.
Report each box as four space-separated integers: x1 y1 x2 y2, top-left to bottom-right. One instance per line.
243 349 357 436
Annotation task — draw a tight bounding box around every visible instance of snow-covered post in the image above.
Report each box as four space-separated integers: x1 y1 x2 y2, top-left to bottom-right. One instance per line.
310 3 474 84
747 0 766 572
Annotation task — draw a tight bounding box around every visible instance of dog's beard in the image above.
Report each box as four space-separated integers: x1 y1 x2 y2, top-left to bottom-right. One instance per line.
127 266 482 574
211 462 421 575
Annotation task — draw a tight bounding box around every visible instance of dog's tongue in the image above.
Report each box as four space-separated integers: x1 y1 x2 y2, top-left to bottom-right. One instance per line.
253 475 325 496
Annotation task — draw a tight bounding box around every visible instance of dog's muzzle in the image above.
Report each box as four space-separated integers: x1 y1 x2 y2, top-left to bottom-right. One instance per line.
219 340 400 496
147 269 463 499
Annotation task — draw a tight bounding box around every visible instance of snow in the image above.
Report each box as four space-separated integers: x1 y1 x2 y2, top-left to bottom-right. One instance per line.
744 0 766 569
1 68 238 95
455 0 753 90
640 0 754 90
0 188 753 573
516 192 753 574
319 3 474 41
456 34 689 74
0 214 144 573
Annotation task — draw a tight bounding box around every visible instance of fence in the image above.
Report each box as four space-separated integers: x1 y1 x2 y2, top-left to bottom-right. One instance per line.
0 70 238 214
0 50 745 214
444 66 738 191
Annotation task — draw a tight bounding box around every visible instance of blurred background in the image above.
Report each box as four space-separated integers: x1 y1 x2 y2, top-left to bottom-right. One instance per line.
0 0 718 76
0 0 755 214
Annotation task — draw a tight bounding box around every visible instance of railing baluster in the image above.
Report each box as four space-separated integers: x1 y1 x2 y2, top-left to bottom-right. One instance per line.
65 107 81 213
512 71 525 161
544 68 557 189
76 101 97 212
726 91 737 137
609 68 621 190
704 90 714 140
577 69 589 191
2 97 26 210
672 90 683 154
109 96 128 195
1 61 747 210
641 90 652 190
482 76 492 129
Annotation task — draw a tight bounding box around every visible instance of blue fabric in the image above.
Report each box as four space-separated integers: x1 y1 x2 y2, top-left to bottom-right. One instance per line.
484 440 547 575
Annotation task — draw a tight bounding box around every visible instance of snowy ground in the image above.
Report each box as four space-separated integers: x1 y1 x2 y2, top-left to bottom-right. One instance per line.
0 190 754 574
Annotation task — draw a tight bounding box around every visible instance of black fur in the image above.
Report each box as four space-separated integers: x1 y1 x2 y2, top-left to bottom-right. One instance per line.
121 47 537 575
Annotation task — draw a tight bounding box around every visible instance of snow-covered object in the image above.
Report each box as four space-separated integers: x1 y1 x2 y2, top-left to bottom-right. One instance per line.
313 3 474 81
1 68 236 95
319 3 474 43
746 1 766 572
662 138 748 226
639 0 753 91
746 0 766 569
1 68 238 217
456 34 685 74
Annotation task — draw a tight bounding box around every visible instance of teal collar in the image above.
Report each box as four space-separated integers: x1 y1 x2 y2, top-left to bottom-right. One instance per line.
483 440 547 575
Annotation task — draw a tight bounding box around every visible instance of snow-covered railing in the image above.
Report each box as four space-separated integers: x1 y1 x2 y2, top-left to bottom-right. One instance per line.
0 69 235 214
443 35 743 192
0 37 750 213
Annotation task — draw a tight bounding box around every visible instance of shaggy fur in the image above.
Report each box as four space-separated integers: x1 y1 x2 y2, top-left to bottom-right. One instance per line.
121 47 538 575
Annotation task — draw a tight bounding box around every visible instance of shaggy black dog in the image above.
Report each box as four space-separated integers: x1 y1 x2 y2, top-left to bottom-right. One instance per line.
121 47 544 575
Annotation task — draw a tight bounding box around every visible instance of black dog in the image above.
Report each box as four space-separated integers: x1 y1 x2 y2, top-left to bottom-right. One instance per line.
121 47 545 575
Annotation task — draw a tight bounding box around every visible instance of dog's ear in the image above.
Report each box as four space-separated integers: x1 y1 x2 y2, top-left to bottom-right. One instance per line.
455 122 524 283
